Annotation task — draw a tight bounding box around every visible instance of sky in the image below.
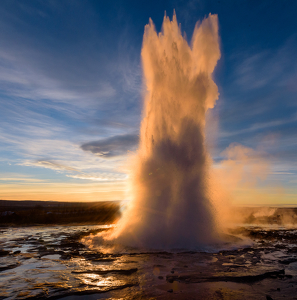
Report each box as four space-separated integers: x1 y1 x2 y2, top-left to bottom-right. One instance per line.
0 0 296 205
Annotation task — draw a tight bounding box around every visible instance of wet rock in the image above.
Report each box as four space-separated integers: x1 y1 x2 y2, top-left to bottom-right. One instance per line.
72 268 138 276
89 257 116 262
38 248 61 258
71 250 80 256
0 249 9 256
278 258 297 264
60 252 73 260
166 269 286 284
215 290 223 298
213 269 286 283
287 246 297 253
37 246 48 251
83 252 116 262
35 283 138 299
3 223 297 299
0 262 20 272
60 241 85 249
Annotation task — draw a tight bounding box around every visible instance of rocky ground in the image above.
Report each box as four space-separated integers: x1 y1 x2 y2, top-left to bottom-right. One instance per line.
1 225 297 299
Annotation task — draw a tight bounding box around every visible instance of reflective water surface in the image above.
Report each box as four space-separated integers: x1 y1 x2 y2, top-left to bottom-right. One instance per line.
1 225 297 299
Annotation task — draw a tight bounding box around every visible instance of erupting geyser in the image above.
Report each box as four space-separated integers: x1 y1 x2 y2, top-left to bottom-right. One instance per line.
105 13 221 249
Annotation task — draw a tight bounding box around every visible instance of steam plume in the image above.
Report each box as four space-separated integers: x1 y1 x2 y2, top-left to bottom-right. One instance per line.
101 13 222 249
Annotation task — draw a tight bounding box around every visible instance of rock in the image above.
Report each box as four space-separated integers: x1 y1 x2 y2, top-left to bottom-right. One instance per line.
0 249 9 256
167 289 173 293
278 258 297 265
72 268 138 276
0 263 20 272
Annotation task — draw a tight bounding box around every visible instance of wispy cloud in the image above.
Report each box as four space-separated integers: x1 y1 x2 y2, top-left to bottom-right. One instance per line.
0 50 116 106
233 37 297 90
220 113 297 138
0 177 44 182
32 160 80 172
67 172 127 181
21 159 128 183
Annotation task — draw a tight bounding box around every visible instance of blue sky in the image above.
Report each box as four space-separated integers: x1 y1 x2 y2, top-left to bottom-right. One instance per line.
0 0 296 204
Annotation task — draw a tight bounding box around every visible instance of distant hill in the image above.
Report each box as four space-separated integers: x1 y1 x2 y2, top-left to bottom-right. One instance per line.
0 200 121 226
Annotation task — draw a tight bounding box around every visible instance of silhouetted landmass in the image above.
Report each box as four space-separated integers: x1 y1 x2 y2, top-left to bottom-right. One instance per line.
0 200 121 226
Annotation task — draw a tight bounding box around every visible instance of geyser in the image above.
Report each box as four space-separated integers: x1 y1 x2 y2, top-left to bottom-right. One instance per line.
105 13 221 249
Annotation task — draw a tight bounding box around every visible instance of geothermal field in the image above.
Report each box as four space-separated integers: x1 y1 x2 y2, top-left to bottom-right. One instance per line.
1 8 297 300
2 208 297 299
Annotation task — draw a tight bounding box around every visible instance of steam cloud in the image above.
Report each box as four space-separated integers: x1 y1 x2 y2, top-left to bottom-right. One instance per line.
96 13 222 250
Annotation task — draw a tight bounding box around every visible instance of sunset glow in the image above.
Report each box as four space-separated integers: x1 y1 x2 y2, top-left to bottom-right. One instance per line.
0 1 296 206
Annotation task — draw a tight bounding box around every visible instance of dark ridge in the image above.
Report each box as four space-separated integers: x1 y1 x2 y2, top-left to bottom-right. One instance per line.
0 199 120 207
0 200 121 226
